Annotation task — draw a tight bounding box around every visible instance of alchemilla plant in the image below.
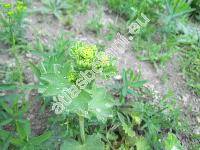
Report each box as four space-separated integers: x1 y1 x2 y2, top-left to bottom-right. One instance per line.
31 39 117 148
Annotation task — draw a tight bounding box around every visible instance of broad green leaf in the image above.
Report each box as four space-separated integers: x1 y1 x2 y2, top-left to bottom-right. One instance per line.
60 134 104 150
39 73 70 96
88 86 115 122
67 91 91 117
164 133 183 150
36 51 71 96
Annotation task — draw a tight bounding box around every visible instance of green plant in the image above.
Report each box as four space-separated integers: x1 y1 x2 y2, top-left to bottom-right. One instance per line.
86 15 103 35
159 0 193 34
30 39 116 148
0 1 27 46
112 68 147 103
66 0 90 14
7 120 51 150
190 0 200 21
134 35 179 66
164 132 184 150
104 23 120 41
116 92 187 149
1 46 189 149
107 0 163 22
101 69 187 149
0 98 27 128
0 97 52 149
39 0 67 19
38 0 90 21
107 0 135 20
5 66 24 84
127 0 194 67
60 0 91 26
180 43 200 95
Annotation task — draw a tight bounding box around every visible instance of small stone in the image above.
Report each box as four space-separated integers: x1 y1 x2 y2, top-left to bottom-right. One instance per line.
114 75 122 80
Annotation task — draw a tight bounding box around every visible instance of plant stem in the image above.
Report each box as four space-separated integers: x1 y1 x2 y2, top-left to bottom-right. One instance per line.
9 20 23 87
79 115 85 144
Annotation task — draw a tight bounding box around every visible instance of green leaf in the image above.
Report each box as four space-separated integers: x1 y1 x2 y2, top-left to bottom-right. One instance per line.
0 118 13 127
164 133 183 150
60 134 104 150
127 89 139 96
0 130 11 150
16 120 31 139
29 62 41 79
118 113 135 138
36 51 71 96
1 102 13 115
31 132 52 145
10 138 25 146
39 73 70 96
67 91 91 117
22 144 35 150
88 86 115 122
135 136 151 150
0 129 11 141
129 80 147 88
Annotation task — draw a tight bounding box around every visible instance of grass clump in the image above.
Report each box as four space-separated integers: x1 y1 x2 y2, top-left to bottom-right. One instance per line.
181 44 200 95
107 0 163 22
86 16 103 35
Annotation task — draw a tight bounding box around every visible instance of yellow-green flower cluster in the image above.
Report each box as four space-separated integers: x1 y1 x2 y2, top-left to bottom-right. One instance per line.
3 3 11 9
98 52 110 67
71 42 98 69
67 71 78 83
69 41 116 80
2 1 26 17
16 1 27 12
